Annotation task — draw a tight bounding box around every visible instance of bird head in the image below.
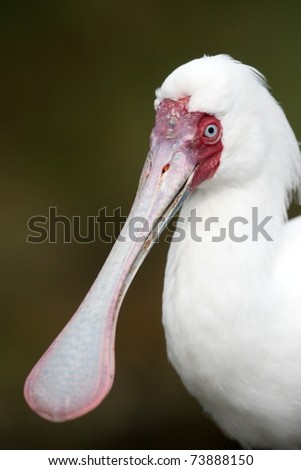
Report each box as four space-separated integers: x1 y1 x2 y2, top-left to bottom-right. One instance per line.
134 54 301 232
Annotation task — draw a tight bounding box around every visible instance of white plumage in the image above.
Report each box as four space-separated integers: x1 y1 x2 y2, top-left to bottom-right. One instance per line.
160 56 301 449
24 55 301 449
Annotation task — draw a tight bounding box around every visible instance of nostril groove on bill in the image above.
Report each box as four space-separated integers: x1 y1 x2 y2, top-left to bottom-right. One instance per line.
161 164 170 175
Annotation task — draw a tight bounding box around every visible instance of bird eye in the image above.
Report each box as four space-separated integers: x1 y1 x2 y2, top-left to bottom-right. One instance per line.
204 124 218 138
198 116 222 145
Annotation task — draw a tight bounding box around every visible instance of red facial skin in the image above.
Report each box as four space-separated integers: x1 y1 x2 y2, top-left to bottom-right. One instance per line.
151 97 223 191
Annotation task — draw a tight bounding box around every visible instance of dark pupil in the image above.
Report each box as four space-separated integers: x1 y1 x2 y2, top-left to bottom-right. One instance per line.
208 126 215 134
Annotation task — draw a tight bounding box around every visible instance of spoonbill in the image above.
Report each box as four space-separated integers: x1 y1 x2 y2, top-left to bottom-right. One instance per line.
24 55 301 449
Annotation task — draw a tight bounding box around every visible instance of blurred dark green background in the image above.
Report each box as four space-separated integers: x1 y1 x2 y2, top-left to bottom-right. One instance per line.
2 0 301 450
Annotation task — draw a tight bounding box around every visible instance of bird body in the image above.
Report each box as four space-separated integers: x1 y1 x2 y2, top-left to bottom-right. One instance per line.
24 55 301 449
163 191 301 449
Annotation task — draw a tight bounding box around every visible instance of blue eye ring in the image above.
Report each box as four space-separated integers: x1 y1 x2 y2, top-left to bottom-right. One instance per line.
198 116 222 145
204 123 219 138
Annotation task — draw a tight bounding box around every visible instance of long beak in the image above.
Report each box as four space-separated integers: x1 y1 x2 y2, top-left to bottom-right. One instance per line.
24 137 197 422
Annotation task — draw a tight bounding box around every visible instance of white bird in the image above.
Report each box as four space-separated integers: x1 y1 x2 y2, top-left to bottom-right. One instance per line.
24 55 301 449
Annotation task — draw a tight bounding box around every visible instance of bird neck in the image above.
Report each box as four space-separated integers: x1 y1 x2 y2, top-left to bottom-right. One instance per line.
173 172 286 319
182 172 285 249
